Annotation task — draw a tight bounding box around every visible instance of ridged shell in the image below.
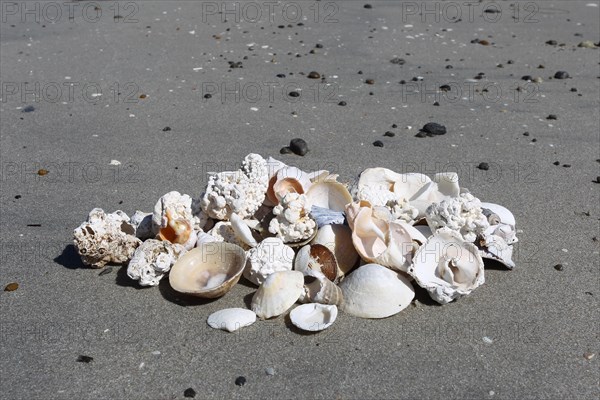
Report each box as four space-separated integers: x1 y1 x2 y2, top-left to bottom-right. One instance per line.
299 270 344 306
251 271 304 319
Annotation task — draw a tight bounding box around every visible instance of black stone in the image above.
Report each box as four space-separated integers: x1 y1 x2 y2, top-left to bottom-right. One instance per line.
289 138 309 156
364 4 372 9
276 73 286 78
399 80 406 84
365 79 375 85
545 40 558 45
477 162 490 171
521 75 533 81
76 355 93 363
440 84 451 92
183 388 196 398
420 122 447 136
415 131 427 138
14 195 21 199
22 105 35 113
383 131 395 137
307 71 321 79
391 124 398 128
162 126 171 132
288 91 300 97
373 140 384 147
562 164 571 168
338 101 347 106
280 146 293 154
390 57 406 65
315 43 323 48
523 132 530 136
553 264 564 271
546 114 557 120
235 376 247 386
570 88 577 92
204 94 212 99
433 101 440 106
554 71 569 79
553 161 560 165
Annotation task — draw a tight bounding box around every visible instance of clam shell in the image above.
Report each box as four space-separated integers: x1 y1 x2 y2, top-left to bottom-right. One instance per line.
299 270 344 306
305 181 353 212
409 227 485 304
207 308 257 332
294 244 339 282
169 242 246 298
251 271 304 319
312 224 358 276
339 263 415 319
290 303 338 332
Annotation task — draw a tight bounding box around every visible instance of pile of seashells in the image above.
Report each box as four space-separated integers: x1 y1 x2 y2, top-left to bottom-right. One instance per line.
73 154 517 332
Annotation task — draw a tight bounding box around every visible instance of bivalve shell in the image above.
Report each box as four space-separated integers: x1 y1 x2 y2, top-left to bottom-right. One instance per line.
207 308 257 332
251 271 304 319
290 303 337 332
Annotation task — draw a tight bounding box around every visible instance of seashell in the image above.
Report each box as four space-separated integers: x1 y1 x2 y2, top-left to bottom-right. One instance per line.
339 263 415 319
153 191 206 235
413 223 433 238
409 173 460 218
305 180 353 212
207 308 257 332
290 303 338 332
312 224 358 277
294 244 339 282
299 269 343 306
479 234 515 269
267 166 313 205
481 202 517 244
432 172 460 197
73 208 141 268
208 221 246 248
127 239 186 287
169 242 246 298
409 227 485 304
244 237 295 285
480 202 515 226
251 271 304 319
392 173 432 200
196 231 217 246
157 209 198 250
310 206 346 227
230 213 258 247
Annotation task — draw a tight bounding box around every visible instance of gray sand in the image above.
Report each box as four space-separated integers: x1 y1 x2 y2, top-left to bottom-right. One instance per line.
1 1 598 399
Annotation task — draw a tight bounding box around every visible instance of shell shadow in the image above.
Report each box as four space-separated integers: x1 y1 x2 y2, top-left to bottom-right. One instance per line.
242 291 255 309
115 265 144 289
157 277 219 307
237 275 257 289
54 245 86 269
483 258 512 271
412 284 441 307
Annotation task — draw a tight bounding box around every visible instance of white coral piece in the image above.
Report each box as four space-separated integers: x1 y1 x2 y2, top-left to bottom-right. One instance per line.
269 193 316 243
201 153 269 220
127 239 186 286
425 192 489 242
386 198 419 224
130 210 156 240
208 221 245 248
73 208 142 268
243 237 295 285
152 191 206 232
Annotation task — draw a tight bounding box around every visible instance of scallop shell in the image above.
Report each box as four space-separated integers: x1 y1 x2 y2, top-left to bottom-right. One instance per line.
312 224 358 276
339 263 415 319
207 308 257 332
294 244 339 282
169 242 246 298
408 227 485 304
299 269 343 306
290 303 338 332
251 271 304 319
305 180 353 212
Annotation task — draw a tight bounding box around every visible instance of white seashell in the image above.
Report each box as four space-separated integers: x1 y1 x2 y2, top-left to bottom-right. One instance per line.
267 166 313 205
73 208 141 268
392 173 432 200
304 180 353 212
230 213 258 247
299 269 344 306
409 227 485 304
479 234 515 269
339 263 415 318
251 271 304 319
208 221 246 248
196 231 217 246
432 172 460 197
290 303 337 331
409 173 460 218
294 244 339 282
169 242 246 298
244 237 295 285
207 308 257 332
481 202 517 244
480 202 516 226
127 239 186 287
312 224 358 277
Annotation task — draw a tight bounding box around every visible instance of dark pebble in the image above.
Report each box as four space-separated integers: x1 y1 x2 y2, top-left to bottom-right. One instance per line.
523 132 530 136
364 4 372 9
594 177 600 184
507 60 514 64
373 140 384 147
390 57 406 65
478 40 490 46
288 91 300 97
235 376 247 386
420 122 447 136
562 164 571 168
554 71 570 79
162 126 171 132
531 138 537 142
365 79 375 85
391 124 397 128
538 64 545 69
440 84 451 92
369 92 374 96
521 75 533 81
76 355 93 363
204 94 212 99
570 88 577 92
547 114 557 120
399 80 406 84
184 388 196 398
415 131 427 138
289 138 309 156
307 71 321 79
484 7 501 13
383 131 395 137
553 264 564 271
315 43 323 48
357 70 363 75
553 161 560 165
545 40 557 45
433 101 440 106
477 162 490 171
445 65 453 69
338 101 347 106
276 74 286 78
280 146 293 154
22 105 35 113
15 195 21 199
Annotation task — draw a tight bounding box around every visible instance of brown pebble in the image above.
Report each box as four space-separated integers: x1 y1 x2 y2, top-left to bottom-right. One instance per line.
139 94 147 99
4 282 18 291
37 169 48 176
307 71 321 79
365 79 375 85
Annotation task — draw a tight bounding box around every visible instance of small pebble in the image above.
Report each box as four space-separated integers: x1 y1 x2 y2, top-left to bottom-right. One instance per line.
578 40 597 48
477 162 490 171
4 282 18 291
76 355 93 363
37 169 48 176
440 84 451 92
554 71 570 79
562 164 571 168
570 88 578 92
478 39 490 46
365 79 375 85
553 161 560 166
583 352 595 360
433 101 440 106
204 94 212 99
383 131 395 137
279 146 293 154
553 264 564 271
521 75 533 81
390 57 406 65
288 91 300 97
391 124 397 128
545 40 557 45
265 367 275 376
594 176 600 184
289 138 309 156
14 195 21 199
22 105 35 113
482 336 494 344
523 132 530 136
420 122 447 136
162 126 171 132
276 73 286 78
373 140 384 147
307 71 321 79
235 376 247 386
183 388 196 398
547 114 557 120
315 43 323 49
364 4 372 9
338 101 347 106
